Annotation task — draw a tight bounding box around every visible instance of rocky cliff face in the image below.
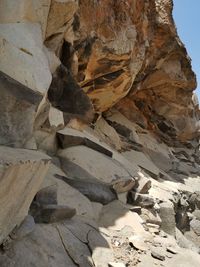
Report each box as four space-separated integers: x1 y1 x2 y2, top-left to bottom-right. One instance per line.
0 1 200 266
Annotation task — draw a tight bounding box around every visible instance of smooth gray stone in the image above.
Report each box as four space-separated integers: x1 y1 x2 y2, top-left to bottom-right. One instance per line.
55 174 117 205
34 204 76 223
0 71 42 147
35 185 58 206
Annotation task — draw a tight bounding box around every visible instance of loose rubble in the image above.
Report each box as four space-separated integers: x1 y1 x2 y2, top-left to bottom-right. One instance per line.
0 0 200 266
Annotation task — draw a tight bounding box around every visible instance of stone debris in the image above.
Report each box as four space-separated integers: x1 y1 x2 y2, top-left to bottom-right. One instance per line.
0 0 200 266
129 206 142 214
151 247 166 261
112 177 136 194
128 192 155 208
49 106 64 127
129 235 149 251
166 246 178 255
108 262 126 267
134 175 152 194
34 128 58 155
98 200 146 233
140 208 162 226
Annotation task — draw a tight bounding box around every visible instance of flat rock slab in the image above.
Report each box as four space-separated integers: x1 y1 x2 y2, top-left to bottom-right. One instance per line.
190 219 200 236
0 220 114 267
0 0 51 38
0 224 77 267
106 109 141 144
98 200 146 233
164 248 200 267
94 117 122 151
41 164 96 220
0 23 51 94
129 234 149 251
108 262 126 267
57 127 113 157
87 228 114 267
141 208 162 226
175 228 199 253
139 132 172 172
56 224 93 267
0 146 50 244
138 248 200 267
122 150 161 177
56 174 117 205
151 247 165 261
0 71 42 147
159 201 176 236
58 145 132 184
63 218 94 243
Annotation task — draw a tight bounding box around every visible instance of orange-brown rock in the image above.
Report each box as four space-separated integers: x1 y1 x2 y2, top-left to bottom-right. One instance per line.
43 0 199 144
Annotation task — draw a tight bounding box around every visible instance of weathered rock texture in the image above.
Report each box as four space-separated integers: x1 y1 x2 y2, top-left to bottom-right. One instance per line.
0 146 50 244
0 0 200 267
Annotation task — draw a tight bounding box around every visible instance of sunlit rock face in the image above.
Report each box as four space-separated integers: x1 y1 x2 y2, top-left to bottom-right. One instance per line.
42 0 198 144
69 0 147 112
0 146 50 244
122 0 198 144
0 1 200 266
0 0 198 146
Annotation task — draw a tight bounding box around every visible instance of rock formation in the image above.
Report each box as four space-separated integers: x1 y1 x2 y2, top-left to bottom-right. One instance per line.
0 0 200 266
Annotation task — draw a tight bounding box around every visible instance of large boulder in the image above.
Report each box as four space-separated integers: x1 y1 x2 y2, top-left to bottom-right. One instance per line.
41 164 97 220
0 71 42 147
0 146 50 244
0 0 51 38
0 0 38 24
0 224 77 267
0 219 114 267
58 145 133 184
0 23 51 94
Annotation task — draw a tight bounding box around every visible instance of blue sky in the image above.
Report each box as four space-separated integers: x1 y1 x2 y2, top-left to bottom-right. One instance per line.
173 0 200 97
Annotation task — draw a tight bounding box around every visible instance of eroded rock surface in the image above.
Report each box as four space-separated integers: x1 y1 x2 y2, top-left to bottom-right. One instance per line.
0 0 200 267
0 146 50 244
